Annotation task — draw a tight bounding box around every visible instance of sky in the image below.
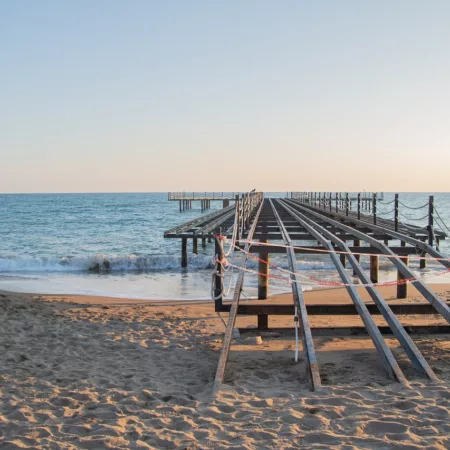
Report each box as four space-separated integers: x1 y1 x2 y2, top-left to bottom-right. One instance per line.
1 0 449 193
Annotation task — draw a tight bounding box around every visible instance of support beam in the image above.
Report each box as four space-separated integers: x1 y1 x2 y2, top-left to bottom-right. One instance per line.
277 199 408 384
269 199 321 390
213 198 264 395
397 256 409 299
257 315 268 330
370 255 379 284
193 237 198 254
181 238 188 268
258 239 269 300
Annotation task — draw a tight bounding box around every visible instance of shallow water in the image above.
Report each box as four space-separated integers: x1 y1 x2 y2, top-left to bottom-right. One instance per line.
0 192 449 299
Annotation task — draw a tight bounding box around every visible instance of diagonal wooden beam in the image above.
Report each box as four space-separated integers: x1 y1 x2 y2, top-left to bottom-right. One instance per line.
280 199 437 381
285 199 450 323
269 199 321 390
276 199 407 384
212 197 264 396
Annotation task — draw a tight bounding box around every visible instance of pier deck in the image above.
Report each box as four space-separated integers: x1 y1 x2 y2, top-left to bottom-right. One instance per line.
163 192 449 392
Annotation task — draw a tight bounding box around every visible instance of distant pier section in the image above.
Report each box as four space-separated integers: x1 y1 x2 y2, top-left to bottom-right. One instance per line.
168 192 240 211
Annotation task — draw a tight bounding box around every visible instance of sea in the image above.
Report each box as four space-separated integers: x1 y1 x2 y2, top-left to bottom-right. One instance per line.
0 192 449 300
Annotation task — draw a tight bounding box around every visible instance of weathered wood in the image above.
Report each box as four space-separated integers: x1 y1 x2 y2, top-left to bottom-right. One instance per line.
239 325 450 336
181 238 188 268
212 198 264 395
192 237 198 254
284 200 436 379
397 256 409 299
287 200 450 323
370 255 379 284
214 227 224 311
278 199 407 384
257 315 268 330
216 302 450 316
269 199 321 390
258 239 269 300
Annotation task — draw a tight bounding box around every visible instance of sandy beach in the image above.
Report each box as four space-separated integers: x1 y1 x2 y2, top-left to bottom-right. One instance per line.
1 285 450 449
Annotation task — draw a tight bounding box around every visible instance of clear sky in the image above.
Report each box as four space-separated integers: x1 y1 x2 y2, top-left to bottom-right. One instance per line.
1 0 449 193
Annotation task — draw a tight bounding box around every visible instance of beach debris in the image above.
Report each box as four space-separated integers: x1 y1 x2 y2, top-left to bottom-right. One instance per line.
242 336 263 345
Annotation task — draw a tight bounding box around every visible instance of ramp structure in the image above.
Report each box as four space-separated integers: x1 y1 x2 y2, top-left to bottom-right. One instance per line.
163 193 449 392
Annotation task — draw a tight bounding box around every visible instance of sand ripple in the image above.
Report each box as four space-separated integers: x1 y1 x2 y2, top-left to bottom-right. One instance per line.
1 292 450 449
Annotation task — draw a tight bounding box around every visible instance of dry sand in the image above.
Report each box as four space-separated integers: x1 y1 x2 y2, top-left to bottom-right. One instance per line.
1 285 450 449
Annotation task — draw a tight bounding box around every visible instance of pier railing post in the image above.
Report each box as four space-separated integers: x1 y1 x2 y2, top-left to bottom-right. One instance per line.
394 194 399 231
335 192 338 212
428 195 434 247
373 193 377 225
345 192 349 216
214 227 224 311
397 256 409 299
235 194 240 240
357 193 361 220
370 254 379 283
329 192 332 211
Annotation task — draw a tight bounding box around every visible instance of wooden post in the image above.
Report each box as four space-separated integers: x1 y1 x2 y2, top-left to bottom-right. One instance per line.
257 314 268 330
181 238 188 268
397 256 409 299
428 195 434 247
420 250 427 269
357 193 361 220
235 194 240 240
394 194 399 231
193 237 198 254
373 193 377 225
258 239 269 300
223 199 229 208
202 237 206 248
370 255 379 283
329 192 332 211
345 192 349 216
340 253 346 267
335 192 338 212
214 227 224 310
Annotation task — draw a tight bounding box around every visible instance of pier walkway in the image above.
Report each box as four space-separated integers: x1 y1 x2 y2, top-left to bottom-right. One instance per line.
163 192 450 392
168 192 240 211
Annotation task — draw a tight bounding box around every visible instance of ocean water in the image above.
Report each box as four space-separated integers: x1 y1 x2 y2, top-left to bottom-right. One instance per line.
0 192 449 300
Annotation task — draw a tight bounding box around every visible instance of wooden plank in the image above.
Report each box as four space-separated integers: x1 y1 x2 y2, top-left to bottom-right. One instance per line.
239 325 450 336
277 199 407 384
269 199 321 390
212 197 264 395
217 302 450 315
164 205 234 235
243 245 420 255
285 200 450 323
280 200 436 380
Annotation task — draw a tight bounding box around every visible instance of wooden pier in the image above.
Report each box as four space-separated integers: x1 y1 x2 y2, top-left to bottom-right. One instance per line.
168 192 239 211
163 192 450 392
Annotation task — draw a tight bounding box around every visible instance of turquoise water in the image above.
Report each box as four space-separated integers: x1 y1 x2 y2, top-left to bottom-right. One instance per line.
0 192 449 299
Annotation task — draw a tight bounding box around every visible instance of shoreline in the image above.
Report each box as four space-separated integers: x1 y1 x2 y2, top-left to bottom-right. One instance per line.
1 285 450 448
